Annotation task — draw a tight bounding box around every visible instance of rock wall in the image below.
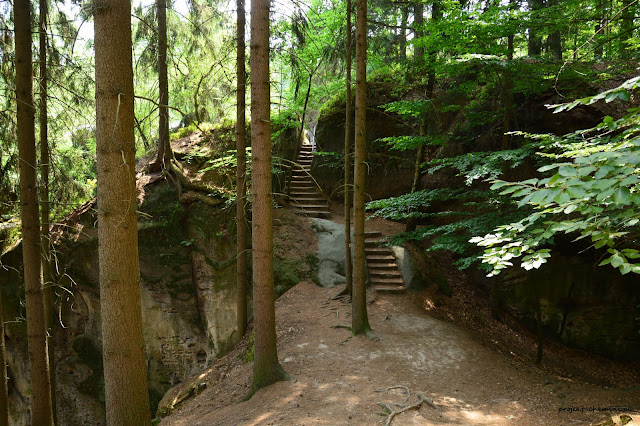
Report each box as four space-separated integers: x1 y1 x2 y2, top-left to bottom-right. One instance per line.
0 181 242 424
313 86 416 203
498 254 640 360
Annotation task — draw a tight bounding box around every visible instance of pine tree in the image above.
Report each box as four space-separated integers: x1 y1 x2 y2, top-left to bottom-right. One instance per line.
150 0 173 171
94 0 151 423
15 0 55 423
352 0 372 336
236 0 248 337
0 289 8 426
38 0 56 418
249 0 289 393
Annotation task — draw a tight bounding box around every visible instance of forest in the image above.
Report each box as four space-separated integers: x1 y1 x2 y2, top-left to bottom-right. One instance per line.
0 0 639 424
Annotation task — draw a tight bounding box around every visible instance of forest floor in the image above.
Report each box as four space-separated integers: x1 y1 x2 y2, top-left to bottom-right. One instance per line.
159 281 639 426
159 210 640 426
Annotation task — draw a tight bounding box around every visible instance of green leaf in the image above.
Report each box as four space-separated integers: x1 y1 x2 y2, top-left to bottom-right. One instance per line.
566 186 586 199
613 187 631 205
611 254 625 268
558 166 577 177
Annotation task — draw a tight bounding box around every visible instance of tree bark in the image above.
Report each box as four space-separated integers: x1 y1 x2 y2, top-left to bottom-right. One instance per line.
527 0 543 56
94 0 151 423
236 0 248 337
413 2 424 61
39 0 56 419
352 0 371 336
249 0 289 393
15 0 55 423
619 0 633 58
399 6 408 62
0 289 9 426
150 0 173 172
343 0 353 297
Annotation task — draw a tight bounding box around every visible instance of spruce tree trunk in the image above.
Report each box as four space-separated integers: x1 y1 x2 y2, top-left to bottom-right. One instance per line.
352 0 371 336
236 0 248 337
527 0 543 55
249 0 289 393
0 290 9 426
343 0 353 297
399 7 407 62
15 1 54 423
94 0 151 423
151 0 172 171
39 0 56 419
619 0 633 58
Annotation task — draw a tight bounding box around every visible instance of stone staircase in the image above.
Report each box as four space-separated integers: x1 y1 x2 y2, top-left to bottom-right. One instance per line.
287 144 331 218
365 231 405 293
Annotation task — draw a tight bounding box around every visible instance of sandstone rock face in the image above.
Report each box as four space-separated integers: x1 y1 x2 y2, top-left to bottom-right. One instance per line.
498 254 640 360
0 181 241 424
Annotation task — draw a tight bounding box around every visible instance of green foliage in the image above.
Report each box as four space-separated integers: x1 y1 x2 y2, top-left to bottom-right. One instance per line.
428 146 537 185
472 76 640 277
367 189 528 269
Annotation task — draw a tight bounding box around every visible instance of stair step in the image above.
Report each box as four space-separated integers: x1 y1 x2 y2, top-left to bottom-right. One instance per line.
371 276 404 283
365 231 383 238
366 254 395 261
374 286 406 293
291 196 326 202
291 204 328 210
370 270 402 279
365 247 392 254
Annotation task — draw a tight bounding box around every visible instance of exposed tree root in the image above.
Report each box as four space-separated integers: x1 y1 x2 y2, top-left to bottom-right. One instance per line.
376 386 438 426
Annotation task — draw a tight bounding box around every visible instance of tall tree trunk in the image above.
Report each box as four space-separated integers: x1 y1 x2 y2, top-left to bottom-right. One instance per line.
399 6 408 62
352 0 371 336
249 0 289 394
150 0 172 172
405 115 426 233
413 2 425 61
94 0 151 423
343 0 353 297
15 1 55 424
38 0 56 420
527 0 543 56
236 0 248 337
0 289 9 426
619 0 632 58
594 0 605 58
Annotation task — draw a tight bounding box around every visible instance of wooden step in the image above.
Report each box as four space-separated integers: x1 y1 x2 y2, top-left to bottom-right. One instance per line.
365 231 383 238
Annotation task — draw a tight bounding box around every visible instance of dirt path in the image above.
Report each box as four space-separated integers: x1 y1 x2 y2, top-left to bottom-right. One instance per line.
160 281 638 426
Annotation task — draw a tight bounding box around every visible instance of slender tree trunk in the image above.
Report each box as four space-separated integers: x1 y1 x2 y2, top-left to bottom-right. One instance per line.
413 2 425 61
94 0 151 423
236 0 248 337
528 0 543 56
594 0 605 58
15 1 54 424
249 0 289 394
352 0 371 336
343 0 353 297
0 289 9 426
150 0 172 172
399 6 407 62
507 0 515 61
38 0 56 420
619 0 632 58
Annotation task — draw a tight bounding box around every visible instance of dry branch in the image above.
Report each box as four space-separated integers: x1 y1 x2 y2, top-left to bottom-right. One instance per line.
376 387 438 426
